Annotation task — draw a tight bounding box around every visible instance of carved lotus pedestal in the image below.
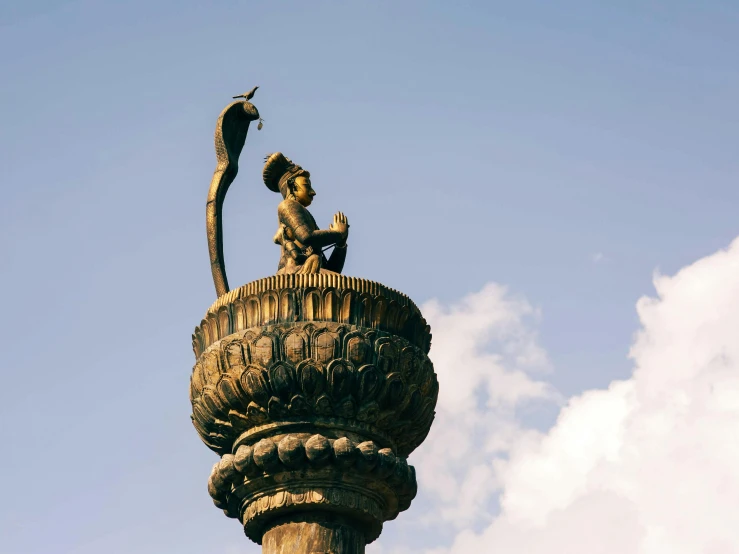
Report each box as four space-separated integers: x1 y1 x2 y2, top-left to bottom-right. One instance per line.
190 273 438 553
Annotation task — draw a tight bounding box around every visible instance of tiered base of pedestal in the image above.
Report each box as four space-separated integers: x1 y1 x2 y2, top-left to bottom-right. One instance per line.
207 428 416 545
190 275 438 552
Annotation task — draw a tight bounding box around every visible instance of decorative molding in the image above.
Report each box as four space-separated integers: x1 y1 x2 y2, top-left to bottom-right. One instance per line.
192 275 432 357
190 322 437 458
206 274 418 314
207 434 416 543
242 486 384 544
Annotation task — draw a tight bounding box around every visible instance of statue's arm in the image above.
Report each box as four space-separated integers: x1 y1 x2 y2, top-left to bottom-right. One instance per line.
274 225 306 262
324 244 347 273
279 201 346 249
285 241 305 261
295 226 346 249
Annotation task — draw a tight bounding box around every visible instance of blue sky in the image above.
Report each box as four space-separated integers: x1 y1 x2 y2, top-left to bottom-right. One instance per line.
1 1 738 553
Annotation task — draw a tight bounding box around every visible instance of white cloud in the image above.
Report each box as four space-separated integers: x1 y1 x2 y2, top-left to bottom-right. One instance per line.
372 237 739 554
397 283 557 530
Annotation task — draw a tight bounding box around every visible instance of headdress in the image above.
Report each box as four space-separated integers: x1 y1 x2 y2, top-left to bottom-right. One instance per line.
263 152 310 198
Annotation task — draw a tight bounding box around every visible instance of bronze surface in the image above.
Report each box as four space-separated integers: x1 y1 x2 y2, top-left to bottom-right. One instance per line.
192 92 437 553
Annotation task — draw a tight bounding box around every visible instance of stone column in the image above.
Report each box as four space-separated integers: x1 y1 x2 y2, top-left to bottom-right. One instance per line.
190 273 437 553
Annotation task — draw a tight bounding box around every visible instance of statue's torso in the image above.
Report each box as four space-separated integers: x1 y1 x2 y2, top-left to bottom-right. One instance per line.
276 199 320 272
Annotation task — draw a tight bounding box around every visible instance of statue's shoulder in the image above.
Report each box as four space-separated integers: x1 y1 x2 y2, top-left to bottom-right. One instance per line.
278 199 313 226
278 198 303 216
278 198 300 210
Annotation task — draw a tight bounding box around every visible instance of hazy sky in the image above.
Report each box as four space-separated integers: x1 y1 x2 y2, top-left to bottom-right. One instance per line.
1 1 738 553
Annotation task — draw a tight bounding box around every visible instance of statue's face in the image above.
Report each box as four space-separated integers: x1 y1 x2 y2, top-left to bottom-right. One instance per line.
293 176 316 207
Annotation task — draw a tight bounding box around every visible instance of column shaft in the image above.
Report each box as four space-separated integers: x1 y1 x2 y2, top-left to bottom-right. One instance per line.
261 519 365 554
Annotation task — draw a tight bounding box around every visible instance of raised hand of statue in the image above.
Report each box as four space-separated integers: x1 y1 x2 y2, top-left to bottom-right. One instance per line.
330 212 349 246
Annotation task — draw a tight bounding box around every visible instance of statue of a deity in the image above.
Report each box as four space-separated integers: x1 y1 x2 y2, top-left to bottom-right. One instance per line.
205 89 349 297
263 152 349 275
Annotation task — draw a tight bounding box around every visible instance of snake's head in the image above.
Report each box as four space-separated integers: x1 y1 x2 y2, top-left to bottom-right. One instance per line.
240 101 260 121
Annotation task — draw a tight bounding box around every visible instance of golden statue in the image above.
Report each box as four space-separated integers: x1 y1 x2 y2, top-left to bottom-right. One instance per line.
264 152 349 275
193 89 438 553
206 88 349 298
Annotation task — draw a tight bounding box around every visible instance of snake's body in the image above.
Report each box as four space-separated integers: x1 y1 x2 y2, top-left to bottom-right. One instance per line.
206 100 260 297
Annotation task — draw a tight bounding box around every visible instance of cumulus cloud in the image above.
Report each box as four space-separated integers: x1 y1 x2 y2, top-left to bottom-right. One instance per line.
410 283 557 530
373 237 739 554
